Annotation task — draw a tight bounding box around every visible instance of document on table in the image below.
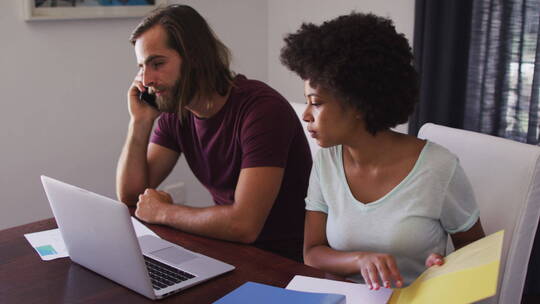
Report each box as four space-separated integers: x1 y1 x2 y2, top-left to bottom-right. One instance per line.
24 217 158 261
24 228 68 261
287 275 392 303
287 230 504 304
131 216 158 238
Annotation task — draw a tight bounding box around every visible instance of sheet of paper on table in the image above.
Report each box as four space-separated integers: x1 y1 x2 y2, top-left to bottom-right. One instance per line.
287 275 392 303
24 217 158 261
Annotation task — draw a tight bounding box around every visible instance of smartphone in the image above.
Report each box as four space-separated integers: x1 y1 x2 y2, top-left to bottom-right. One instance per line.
139 90 158 110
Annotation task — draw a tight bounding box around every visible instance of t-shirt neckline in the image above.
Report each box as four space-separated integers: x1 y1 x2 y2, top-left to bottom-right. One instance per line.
338 141 430 210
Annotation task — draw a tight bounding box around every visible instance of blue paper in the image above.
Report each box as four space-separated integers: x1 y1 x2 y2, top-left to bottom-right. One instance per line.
214 281 345 304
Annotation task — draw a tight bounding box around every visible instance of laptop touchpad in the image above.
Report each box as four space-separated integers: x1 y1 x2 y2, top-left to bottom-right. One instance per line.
150 246 197 265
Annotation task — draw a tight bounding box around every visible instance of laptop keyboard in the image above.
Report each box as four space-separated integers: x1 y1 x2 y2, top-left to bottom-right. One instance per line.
144 256 196 290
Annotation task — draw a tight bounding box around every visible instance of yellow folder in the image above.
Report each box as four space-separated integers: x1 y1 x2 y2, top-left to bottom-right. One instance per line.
389 230 504 304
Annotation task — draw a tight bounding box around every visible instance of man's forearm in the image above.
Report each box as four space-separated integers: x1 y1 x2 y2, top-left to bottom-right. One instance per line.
157 204 258 243
116 119 154 205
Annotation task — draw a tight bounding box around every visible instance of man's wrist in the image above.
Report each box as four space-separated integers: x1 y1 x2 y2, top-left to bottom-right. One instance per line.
129 118 154 131
156 202 172 225
127 119 154 145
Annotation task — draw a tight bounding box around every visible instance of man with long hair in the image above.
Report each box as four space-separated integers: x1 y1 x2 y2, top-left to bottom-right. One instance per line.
116 4 311 261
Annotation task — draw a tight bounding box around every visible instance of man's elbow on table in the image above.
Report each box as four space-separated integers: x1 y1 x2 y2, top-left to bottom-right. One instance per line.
116 189 139 207
228 220 262 244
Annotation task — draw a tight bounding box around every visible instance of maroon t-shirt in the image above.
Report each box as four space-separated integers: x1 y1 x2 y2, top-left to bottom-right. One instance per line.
150 75 312 261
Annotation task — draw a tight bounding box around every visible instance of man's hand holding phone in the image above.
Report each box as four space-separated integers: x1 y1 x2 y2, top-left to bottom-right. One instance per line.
140 91 158 109
127 72 160 124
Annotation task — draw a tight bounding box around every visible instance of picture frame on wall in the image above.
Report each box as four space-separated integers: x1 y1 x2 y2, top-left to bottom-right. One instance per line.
23 0 168 21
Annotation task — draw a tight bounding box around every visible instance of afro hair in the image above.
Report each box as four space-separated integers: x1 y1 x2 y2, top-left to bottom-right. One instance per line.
280 12 419 134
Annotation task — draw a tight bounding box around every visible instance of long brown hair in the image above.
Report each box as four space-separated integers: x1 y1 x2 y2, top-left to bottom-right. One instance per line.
130 4 234 118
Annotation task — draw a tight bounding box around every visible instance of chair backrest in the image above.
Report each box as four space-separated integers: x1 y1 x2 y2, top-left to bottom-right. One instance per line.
418 123 540 304
290 102 320 157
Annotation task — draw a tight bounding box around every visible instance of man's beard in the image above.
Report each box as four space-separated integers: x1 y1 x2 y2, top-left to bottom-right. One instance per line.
155 78 181 113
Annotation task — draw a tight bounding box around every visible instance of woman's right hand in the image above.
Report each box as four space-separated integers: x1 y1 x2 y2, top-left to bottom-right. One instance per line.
127 71 160 123
356 252 403 290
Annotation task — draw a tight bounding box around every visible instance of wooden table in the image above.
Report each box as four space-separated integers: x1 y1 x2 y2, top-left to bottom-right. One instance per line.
0 218 331 303
4 218 539 303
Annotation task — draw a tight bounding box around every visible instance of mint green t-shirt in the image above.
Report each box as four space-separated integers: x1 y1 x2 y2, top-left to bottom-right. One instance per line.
305 141 479 286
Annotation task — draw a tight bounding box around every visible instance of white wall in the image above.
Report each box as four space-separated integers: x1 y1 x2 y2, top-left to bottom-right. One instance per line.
267 0 415 133
0 0 267 230
0 0 414 230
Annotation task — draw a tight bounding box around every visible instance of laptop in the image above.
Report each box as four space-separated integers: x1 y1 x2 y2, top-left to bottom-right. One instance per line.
40 175 235 300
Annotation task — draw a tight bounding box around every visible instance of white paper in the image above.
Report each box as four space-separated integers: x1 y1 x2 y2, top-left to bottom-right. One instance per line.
25 217 159 261
24 228 68 261
131 216 158 238
286 275 393 304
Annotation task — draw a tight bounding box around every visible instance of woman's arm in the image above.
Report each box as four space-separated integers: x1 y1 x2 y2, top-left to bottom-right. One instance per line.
304 210 403 289
425 219 485 268
451 219 485 250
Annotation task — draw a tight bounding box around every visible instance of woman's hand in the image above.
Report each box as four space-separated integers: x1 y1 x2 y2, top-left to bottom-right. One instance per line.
425 253 444 267
356 252 403 290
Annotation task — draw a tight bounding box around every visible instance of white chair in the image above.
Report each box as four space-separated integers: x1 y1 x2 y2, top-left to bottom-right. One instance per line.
418 123 540 304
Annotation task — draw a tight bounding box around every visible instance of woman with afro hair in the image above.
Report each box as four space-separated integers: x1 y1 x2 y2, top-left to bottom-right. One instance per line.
280 12 485 289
